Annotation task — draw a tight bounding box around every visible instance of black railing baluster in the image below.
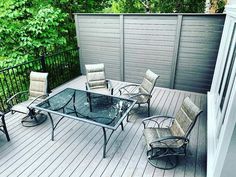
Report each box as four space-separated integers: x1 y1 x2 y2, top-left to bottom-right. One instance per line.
2 71 11 99
12 67 21 94
0 78 8 111
0 48 80 112
40 55 46 72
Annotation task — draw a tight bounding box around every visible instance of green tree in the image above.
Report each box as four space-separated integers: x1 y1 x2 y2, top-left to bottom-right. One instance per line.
0 0 67 67
52 0 111 50
105 0 205 13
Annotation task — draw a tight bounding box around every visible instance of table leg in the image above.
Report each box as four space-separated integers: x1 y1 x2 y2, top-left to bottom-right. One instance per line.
47 112 55 141
120 121 124 131
126 112 130 122
102 127 107 158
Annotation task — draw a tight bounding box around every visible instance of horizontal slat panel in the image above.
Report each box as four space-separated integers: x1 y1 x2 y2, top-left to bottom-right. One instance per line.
75 14 225 93
125 29 176 36
125 34 175 41
175 15 225 93
76 15 120 80
124 16 176 88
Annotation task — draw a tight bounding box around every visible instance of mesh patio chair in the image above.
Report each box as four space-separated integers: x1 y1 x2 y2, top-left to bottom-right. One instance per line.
119 69 159 118
0 112 10 141
142 97 202 169
85 63 114 112
85 63 113 95
7 71 48 127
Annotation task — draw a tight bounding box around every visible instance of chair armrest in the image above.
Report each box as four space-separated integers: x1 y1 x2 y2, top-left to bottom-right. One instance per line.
6 91 29 108
150 136 189 148
142 115 174 128
106 80 113 90
27 94 48 108
85 82 90 90
119 84 140 95
129 93 151 99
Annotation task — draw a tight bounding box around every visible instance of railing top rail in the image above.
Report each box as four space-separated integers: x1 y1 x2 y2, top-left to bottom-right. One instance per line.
0 59 41 73
73 13 226 16
0 48 79 73
44 47 79 58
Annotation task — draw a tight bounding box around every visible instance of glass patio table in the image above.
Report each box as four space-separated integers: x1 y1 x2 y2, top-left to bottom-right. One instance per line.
32 88 136 158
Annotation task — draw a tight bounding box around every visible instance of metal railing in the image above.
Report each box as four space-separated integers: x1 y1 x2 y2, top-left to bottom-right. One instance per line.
0 48 80 112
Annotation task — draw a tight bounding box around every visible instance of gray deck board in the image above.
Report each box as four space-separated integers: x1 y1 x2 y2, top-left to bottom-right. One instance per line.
0 76 207 177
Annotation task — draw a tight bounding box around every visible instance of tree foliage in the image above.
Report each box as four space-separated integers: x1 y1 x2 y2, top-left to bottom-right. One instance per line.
0 0 215 69
0 0 112 67
0 0 67 67
105 0 205 13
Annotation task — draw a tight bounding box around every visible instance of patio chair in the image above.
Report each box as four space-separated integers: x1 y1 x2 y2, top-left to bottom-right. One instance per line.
142 97 202 169
119 69 159 118
85 63 113 95
7 71 48 127
0 112 10 141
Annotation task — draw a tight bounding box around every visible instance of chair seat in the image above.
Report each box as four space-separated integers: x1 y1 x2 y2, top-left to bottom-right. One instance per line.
122 93 149 104
143 128 184 150
11 98 42 114
90 87 111 95
11 100 32 114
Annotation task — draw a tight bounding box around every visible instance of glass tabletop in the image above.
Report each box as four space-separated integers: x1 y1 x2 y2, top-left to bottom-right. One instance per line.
34 88 136 129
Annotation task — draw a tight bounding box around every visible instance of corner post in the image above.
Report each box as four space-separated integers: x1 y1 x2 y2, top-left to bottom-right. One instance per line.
120 15 124 81
170 14 183 89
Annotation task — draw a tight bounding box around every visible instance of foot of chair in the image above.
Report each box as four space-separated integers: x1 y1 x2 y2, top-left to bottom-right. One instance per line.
22 113 47 127
147 150 178 170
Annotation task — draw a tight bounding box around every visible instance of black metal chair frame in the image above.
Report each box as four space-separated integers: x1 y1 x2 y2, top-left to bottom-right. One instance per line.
142 111 202 169
85 80 114 112
7 91 48 127
0 112 10 141
119 83 154 119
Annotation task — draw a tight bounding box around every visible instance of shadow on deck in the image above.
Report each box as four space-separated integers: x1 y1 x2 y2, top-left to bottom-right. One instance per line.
0 76 207 177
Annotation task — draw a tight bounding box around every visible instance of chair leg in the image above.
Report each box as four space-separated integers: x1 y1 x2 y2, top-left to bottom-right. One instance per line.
147 149 178 170
1 114 10 141
148 101 150 117
21 109 47 127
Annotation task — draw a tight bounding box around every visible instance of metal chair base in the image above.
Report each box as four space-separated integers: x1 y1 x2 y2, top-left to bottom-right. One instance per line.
22 113 47 127
147 149 179 170
147 155 178 170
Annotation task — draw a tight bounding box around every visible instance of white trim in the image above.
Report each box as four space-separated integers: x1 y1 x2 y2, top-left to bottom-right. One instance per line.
207 3 236 177
207 92 217 177
213 76 236 177
216 23 236 136
225 5 236 17
210 17 229 94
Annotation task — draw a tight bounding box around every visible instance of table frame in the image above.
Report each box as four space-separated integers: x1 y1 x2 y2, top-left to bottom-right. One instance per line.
32 88 136 158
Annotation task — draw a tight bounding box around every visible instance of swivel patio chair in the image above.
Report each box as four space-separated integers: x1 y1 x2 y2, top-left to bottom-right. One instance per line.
142 97 202 169
119 69 159 118
85 63 114 112
0 112 10 141
7 71 48 127
85 63 113 95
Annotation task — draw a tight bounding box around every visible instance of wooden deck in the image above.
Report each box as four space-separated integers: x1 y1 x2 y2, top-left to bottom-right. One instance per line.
0 76 207 177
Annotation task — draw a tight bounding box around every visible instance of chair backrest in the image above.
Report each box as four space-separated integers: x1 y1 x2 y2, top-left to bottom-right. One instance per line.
170 97 202 138
139 69 159 95
85 63 106 89
29 71 48 98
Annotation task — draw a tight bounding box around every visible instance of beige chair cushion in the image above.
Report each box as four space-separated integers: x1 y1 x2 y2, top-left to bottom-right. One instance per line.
139 69 159 95
143 97 202 150
29 71 48 98
89 87 111 95
85 63 107 89
170 97 202 137
144 128 184 150
10 97 43 114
